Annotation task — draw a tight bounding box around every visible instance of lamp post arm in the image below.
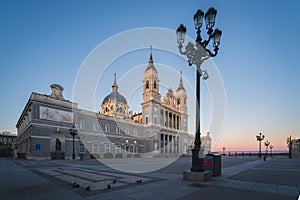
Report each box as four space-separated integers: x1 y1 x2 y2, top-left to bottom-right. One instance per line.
178 44 192 59
178 44 185 55
196 28 202 44
201 29 213 48
207 46 219 57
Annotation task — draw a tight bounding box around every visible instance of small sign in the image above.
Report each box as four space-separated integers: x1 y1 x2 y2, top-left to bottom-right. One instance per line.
36 144 41 151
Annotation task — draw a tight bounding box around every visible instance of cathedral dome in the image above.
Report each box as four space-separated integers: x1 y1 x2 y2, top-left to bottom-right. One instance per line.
102 91 127 104
101 73 129 118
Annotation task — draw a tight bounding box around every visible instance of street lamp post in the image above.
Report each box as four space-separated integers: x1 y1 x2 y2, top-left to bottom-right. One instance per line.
264 140 270 157
176 7 222 172
222 147 225 156
69 125 78 159
256 132 264 158
287 135 292 159
269 144 273 158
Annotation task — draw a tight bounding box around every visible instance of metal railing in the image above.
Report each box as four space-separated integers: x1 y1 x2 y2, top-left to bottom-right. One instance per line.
213 150 289 157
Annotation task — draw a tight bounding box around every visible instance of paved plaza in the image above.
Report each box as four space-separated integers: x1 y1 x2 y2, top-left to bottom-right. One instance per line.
0 156 299 200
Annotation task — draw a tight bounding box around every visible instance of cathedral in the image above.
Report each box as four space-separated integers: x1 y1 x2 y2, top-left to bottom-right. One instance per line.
16 49 210 159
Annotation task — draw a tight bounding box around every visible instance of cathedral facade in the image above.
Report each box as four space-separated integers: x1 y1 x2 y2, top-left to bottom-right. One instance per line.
16 50 209 159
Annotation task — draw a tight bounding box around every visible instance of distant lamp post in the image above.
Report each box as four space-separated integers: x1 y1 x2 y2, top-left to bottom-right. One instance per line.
269 145 273 157
69 125 78 159
256 132 265 158
287 135 292 159
222 147 225 156
125 139 129 154
176 7 222 172
264 140 270 157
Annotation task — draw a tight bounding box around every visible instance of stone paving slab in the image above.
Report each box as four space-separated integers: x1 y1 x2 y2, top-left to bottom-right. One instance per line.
178 185 297 200
0 159 82 200
34 167 160 196
228 168 300 186
201 158 300 198
2 157 300 200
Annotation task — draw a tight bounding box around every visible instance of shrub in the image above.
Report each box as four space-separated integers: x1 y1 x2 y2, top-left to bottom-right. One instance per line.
115 153 123 158
133 154 141 158
91 153 100 159
103 152 113 159
127 154 132 158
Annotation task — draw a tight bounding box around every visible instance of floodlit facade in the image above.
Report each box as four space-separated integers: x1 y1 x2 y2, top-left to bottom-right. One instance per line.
16 50 210 159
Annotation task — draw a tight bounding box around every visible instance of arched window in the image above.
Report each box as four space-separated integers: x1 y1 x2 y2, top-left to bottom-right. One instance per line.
105 125 110 133
116 126 120 134
145 117 149 125
146 80 149 89
177 98 181 105
55 138 61 152
116 107 125 114
79 143 85 153
154 79 156 89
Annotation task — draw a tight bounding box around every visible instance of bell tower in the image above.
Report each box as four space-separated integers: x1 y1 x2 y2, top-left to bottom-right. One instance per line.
176 71 188 131
142 46 160 103
141 47 161 125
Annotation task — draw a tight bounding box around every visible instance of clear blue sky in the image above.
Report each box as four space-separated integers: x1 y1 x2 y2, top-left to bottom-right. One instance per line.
1 0 299 151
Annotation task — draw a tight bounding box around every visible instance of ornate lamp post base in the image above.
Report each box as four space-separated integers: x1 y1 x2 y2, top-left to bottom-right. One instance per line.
191 148 204 172
183 170 212 181
183 145 212 182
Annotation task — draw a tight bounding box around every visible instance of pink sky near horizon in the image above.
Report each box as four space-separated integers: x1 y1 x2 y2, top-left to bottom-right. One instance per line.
212 132 293 152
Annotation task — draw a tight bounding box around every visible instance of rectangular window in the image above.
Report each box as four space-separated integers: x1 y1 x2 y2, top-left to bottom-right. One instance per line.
93 122 98 131
116 126 120 134
115 145 121 154
79 143 85 153
93 143 99 153
125 145 130 153
105 144 111 153
134 129 137 136
80 121 85 129
133 146 138 153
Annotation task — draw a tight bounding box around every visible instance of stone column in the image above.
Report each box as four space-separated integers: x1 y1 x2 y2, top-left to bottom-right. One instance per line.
177 136 180 154
165 111 168 128
165 134 168 154
173 136 176 154
169 135 172 154
160 133 165 153
173 114 176 129
162 110 164 126
169 135 173 154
